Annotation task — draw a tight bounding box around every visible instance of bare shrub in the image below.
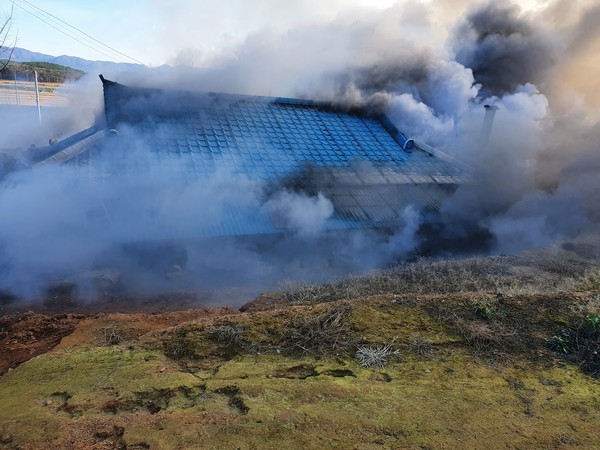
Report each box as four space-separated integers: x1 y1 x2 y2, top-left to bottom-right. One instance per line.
281 304 354 357
442 310 518 357
205 324 245 346
205 324 252 353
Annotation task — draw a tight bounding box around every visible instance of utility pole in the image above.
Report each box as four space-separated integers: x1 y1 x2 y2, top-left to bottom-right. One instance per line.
34 70 42 124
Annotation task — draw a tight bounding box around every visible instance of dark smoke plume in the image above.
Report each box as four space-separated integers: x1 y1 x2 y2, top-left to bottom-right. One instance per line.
452 0 556 95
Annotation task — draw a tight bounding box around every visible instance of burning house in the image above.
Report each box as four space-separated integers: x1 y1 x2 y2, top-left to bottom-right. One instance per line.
3 76 479 295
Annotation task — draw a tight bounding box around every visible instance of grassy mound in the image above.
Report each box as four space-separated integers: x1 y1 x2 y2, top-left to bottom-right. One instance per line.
1 291 599 449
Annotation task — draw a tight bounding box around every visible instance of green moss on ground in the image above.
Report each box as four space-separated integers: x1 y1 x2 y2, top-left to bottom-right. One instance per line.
1 295 599 449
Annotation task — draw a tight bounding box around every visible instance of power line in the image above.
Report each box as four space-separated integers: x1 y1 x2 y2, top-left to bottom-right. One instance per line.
11 0 145 66
13 0 146 66
12 1 128 63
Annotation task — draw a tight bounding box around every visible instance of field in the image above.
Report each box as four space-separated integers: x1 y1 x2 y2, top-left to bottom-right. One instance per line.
0 229 599 449
0 80 75 108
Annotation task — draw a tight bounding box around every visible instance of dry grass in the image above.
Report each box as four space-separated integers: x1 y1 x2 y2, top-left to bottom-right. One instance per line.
274 232 600 307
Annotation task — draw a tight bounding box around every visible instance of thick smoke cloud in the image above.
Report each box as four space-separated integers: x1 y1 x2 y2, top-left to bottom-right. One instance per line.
451 0 556 95
0 122 420 301
1 0 600 302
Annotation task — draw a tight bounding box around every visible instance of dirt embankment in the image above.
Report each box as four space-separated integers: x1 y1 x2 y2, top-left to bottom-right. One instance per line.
0 313 83 375
0 306 239 376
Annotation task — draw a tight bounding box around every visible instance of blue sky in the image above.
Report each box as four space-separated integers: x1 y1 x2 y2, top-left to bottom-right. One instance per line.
5 0 400 66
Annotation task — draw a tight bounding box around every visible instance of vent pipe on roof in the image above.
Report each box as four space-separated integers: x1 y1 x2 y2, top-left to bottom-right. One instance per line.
396 131 415 152
481 104 499 143
403 138 415 152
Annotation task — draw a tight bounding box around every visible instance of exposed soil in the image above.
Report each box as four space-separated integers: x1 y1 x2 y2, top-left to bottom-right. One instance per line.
0 305 239 376
0 312 84 375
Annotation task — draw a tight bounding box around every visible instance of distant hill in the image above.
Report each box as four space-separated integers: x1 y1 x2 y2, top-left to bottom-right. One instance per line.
10 47 148 74
0 60 85 83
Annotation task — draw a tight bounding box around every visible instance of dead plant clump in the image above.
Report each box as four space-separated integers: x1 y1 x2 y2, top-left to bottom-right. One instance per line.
355 343 400 368
451 317 512 353
425 296 547 360
162 327 199 360
96 325 128 346
205 323 254 354
205 324 245 345
408 337 434 357
545 317 600 378
281 304 356 357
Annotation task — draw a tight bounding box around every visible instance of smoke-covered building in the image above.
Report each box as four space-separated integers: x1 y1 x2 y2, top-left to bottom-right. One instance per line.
33 76 470 238
10 76 477 290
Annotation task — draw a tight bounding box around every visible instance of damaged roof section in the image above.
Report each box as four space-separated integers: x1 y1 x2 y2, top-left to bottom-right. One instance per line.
38 76 470 238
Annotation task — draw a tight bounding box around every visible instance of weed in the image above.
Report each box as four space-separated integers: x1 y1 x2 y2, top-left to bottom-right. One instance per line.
355 343 400 368
471 300 494 320
585 314 600 332
545 333 572 354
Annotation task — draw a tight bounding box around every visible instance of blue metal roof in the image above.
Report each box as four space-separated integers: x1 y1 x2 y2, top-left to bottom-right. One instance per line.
54 78 468 240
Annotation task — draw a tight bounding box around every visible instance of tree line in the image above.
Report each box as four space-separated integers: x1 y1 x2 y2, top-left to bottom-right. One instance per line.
0 61 85 84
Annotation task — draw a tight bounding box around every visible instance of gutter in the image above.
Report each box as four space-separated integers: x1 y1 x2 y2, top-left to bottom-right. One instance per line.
414 140 474 174
33 128 109 168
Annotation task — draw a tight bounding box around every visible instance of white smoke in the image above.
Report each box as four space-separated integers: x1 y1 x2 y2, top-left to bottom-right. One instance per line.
1 0 599 301
265 192 334 238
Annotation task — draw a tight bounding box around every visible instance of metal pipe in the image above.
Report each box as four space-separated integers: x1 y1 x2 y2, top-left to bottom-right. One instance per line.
481 104 499 143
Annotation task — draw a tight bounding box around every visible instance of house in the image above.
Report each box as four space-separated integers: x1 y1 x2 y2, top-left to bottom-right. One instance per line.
17 76 479 284
33 76 470 234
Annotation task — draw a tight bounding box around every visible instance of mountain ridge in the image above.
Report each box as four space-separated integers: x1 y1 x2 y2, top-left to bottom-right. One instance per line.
10 47 148 73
